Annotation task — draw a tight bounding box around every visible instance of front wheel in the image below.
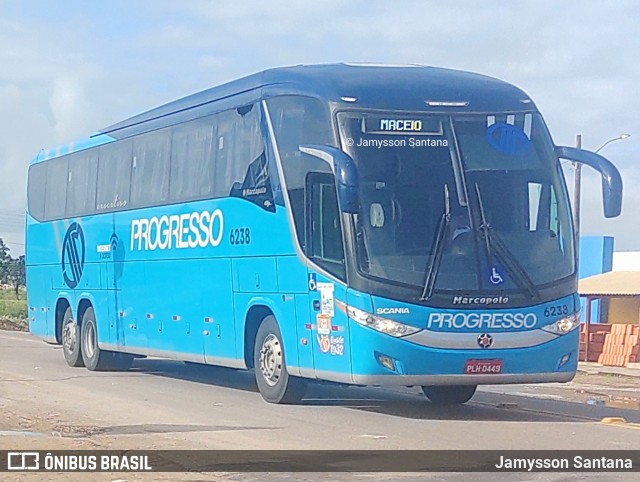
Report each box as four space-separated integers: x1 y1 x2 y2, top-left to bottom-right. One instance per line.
80 307 133 371
254 315 306 404
422 385 477 405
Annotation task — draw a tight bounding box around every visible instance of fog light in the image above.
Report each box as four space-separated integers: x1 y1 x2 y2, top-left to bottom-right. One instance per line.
375 352 397 372
557 352 572 369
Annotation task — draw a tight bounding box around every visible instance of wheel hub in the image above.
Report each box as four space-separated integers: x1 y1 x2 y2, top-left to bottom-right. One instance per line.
259 334 282 387
63 322 76 351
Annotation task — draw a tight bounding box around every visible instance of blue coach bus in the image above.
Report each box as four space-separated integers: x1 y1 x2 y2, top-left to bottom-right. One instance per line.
26 64 622 404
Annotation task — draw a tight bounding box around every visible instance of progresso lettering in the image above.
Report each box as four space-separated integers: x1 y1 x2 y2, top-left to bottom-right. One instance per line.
428 312 537 330
130 210 224 251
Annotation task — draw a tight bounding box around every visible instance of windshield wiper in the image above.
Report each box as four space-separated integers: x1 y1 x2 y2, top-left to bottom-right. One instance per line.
420 184 451 301
474 183 540 301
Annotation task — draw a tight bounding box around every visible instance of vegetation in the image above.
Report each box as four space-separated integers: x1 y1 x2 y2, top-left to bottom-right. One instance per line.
0 237 27 331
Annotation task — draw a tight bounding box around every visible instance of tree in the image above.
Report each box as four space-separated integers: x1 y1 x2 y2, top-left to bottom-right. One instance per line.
8 255 26 299
0 238 25 299
0 238 10 285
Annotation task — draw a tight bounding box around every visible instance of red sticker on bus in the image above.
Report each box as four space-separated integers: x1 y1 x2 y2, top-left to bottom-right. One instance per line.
464 359 503 374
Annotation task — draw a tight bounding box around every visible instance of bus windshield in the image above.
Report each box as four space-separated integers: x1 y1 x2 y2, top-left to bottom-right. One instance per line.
337 111 575 295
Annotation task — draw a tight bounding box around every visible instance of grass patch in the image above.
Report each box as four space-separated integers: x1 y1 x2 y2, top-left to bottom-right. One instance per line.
0 288 28 331
0 287 26 301
0 299 27 318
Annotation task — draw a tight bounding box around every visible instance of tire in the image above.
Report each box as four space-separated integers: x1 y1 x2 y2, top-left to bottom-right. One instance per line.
254 315 307 404
422 385 477 405
80 307 133 371
61 307 84 367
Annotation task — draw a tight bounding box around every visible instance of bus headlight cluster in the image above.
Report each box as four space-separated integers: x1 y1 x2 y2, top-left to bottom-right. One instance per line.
346 306 421 337
541 312 581 335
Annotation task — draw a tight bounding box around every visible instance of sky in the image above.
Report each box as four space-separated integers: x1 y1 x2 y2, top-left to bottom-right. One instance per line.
1 0 638 256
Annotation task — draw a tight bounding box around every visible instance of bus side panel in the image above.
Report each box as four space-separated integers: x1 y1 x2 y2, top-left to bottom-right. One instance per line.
293 294 315 375
201 258 237 363
26 265 51 340
119 259 148 352
144 259 200 356
233 257 278 293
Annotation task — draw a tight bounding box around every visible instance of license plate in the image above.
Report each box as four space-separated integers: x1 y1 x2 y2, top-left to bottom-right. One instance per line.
464 359 503 374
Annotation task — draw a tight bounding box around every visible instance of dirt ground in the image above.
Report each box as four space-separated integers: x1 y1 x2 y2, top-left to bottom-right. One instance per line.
0 318 27 332
1 325 638 481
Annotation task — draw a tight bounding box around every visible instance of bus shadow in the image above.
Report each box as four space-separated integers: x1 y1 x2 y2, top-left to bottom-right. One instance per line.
129 359 639 423
130 357 261 393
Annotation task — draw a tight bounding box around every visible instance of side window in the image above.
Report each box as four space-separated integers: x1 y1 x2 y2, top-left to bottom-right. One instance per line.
215 106 263 196
170 116 217 202
96 140 132 212
27 162 47 221
44 156 69 220
214 109 238 197
214 104 272 210
131 129 171 208
528 182 542 231
266 96 335 250
550 188 559 236
306 172 346 279
67 151 98 217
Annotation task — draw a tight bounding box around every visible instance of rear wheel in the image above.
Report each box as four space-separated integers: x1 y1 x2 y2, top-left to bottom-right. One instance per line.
61 307 84 367
80 307 133 371
421 385 477 405
254 315 306 404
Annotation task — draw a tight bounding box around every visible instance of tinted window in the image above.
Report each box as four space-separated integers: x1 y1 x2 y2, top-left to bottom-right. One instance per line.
215 106 266 197
306 172 346 279
266 96 335 250
96 141 132 212
44 156 69 220
67 151 98 217
214 104 271 210
131 129 171 208
27 162 47 221
170 116 217 202
214 109 239 197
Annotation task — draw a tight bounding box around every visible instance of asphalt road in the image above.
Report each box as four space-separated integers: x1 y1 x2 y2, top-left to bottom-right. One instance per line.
1 330 639 481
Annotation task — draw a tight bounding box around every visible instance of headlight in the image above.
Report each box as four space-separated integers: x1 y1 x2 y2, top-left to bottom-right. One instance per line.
541 312 581 335
347 305 421 337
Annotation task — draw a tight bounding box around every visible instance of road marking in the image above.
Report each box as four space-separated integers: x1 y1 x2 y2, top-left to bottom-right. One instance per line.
598 417 640 430
600 416 626 424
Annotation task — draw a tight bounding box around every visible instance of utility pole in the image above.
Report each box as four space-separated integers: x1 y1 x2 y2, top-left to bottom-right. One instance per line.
573 134 582 268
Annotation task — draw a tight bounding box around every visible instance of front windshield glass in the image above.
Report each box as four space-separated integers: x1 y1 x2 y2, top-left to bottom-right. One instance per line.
337 111 574 295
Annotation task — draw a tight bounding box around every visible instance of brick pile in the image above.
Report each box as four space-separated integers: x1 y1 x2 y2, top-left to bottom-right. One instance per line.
580 323 640 367
579 324 609 362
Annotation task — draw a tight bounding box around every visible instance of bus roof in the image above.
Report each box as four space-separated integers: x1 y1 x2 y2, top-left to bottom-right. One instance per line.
100 63 535 139
35 63 536 162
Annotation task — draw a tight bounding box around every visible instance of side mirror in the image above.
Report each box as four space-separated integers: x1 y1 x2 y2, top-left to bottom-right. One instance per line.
299 145 359 213
555 146 623 218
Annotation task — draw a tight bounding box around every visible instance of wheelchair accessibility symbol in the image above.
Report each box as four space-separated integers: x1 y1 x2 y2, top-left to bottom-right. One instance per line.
308 273 317 291
490 267 504 285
